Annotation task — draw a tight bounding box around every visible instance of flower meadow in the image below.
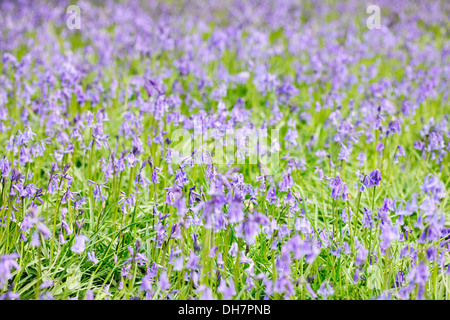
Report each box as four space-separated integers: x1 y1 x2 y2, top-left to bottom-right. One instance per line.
0 0 449 301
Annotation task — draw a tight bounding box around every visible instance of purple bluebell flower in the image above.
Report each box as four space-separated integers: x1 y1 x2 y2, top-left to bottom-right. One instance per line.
363 207 374 229
71 235 89 254
0 253 20 287
157 271 170 291
218 279 236 299
317 281 334 300
87 250 99 265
